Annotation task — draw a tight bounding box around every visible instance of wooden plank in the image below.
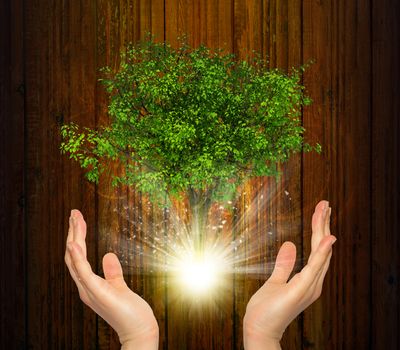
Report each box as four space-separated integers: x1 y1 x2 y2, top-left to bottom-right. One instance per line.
95 1 133 348
232 2 265 350
166 0 232 50
151 0 166 41
336 0 372 348
218 0 233 53
233 0 262 61
166 0 198 48
24 0 49 345
17 1 399 348
302 0 337 347
230 1 305 349
271 0 303 348
165 0 178 47
371 0 400 348
95 1 165 349
63 1 98 348
24 0 98 348
302 0 338 347
138 3 166 349
164 1 237 349
0 0 25 348
234 0 306 349
303 0 372 348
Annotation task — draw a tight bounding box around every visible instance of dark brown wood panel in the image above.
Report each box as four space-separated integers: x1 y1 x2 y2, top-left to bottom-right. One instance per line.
0 0 25 348
336 0 372 348
24 0 98 348
302 0 338 347
1 0 399 349
232 2 265 349
94 1 166 349
303 0 373 348
371 0 400 348
271 0 303 348
164 2 236 349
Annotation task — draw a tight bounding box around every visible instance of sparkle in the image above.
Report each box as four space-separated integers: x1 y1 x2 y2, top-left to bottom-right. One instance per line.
111 178 307 302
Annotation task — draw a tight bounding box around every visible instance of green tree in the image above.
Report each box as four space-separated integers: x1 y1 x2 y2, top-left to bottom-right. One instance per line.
60 37 319 239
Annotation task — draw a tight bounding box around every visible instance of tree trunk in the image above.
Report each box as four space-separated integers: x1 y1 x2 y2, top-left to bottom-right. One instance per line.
187 187 213 251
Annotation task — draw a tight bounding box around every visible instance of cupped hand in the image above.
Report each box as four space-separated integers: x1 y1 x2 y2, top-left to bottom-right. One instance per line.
64 210 159 350
243 200 336 349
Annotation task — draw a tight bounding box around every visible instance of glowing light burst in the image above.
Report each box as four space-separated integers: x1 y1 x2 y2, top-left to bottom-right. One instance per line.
157 221 235 299
110 180 308 301
174 251 226 294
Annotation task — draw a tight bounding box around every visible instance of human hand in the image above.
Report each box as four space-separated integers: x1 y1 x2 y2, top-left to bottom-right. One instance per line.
64 210 159 350
243 200 336 350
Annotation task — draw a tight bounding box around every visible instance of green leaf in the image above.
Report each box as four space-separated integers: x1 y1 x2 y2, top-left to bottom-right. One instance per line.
59 37 318 205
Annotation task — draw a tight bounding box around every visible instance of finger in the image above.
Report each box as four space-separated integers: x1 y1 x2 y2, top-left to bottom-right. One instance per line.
267 241 297 284
303 249 333 304
66 257 91 301
65 213 76 272
102 253 127 288
311 235 336 299
306 235 336 276
309 204 332 266
309 203 330 264
65 213 93 303
290 235 336 294
309 209 334 295
311 200 329 252
65 245 91 303
324 207 332 237
71 209 87 259
67 213 74 244
317 249 333 287
67 241 103 294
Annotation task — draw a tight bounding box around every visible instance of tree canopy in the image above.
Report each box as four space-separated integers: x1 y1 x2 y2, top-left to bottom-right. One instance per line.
60 38 320 206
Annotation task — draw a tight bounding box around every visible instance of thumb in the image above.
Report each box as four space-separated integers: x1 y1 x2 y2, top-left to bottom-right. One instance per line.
102 252 125 282
267 241 297 284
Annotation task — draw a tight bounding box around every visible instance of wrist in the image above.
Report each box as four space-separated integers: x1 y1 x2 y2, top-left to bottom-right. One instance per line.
243 323 282 350
121 338 158 350
121 333 159 350
244 329 281 350
243 332 282 350
244 336 281 350
120 324 159 350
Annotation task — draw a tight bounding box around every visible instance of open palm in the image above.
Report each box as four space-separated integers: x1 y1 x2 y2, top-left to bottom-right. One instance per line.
244 201 336 347
64 210 159 349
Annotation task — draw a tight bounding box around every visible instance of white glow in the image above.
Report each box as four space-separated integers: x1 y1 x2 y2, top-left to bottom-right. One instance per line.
177 252 224 294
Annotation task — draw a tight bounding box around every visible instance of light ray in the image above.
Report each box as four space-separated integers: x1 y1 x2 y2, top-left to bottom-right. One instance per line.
105 179 308 300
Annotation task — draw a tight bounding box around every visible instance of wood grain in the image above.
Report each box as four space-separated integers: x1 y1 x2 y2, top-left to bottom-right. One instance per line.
272 0 303 348
2 0 399 348
302 0 338 347
303 0 373 348
371 0 400 348
23 0 99 348
0 0 25 348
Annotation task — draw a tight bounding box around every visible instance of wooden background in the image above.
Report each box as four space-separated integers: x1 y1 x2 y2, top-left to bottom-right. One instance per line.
1 0 399 349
